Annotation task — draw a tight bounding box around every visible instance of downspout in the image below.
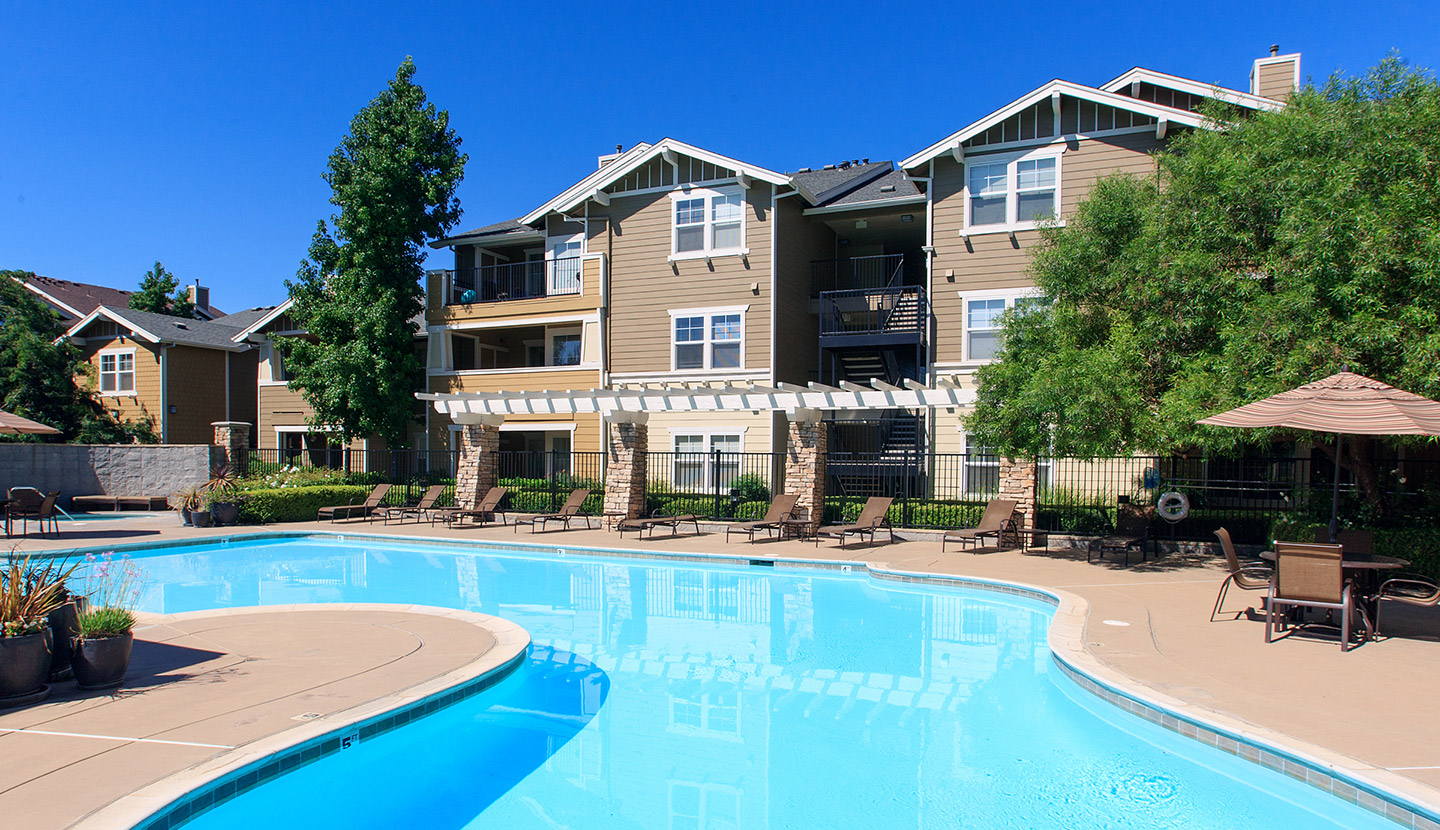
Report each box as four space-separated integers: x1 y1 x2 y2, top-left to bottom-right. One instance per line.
159 344 170 442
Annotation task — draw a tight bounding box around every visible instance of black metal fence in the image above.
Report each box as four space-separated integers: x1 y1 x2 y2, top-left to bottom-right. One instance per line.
645 451 783 520
496 450 605 514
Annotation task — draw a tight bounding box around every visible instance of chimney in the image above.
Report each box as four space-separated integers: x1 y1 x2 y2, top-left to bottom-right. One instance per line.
1251 46 1300 101
598 143 624 169
187 282 209 313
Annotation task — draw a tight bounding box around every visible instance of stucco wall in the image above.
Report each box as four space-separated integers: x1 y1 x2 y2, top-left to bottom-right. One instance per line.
0 444 212 504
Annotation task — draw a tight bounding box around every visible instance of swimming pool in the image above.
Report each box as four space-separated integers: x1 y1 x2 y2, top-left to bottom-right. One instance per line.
91 535 1405 829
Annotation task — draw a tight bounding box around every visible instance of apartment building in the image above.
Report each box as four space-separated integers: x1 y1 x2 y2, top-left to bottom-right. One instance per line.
424 49 1299 476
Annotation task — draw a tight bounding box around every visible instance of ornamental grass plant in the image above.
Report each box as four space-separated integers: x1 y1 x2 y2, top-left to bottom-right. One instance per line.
0 552 78 638
77 551 145 638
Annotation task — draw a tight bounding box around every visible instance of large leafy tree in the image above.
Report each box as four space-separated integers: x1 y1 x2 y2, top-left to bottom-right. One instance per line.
129 261 196 318
1 271 156 443
966 57 1440 499
285 58 466 447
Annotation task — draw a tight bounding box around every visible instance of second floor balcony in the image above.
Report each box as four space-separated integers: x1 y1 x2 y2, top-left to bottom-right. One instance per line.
819 285 927 343
442 257 585 306
811 253 921 297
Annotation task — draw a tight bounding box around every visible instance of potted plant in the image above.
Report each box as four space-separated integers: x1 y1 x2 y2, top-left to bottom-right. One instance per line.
190 489 214 528
72 551 145 690
0 554 76 706
173 487 203 526
204 463 241 526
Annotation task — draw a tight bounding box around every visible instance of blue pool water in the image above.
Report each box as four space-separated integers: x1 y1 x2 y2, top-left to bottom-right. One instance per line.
95 537 1397 829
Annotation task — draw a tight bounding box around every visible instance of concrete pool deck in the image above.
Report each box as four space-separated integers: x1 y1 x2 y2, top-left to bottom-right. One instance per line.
10 514 1440 824
0 602 527 830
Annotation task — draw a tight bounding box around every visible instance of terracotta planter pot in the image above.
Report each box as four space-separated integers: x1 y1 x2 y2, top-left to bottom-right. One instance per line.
72 633 134 690
47 601 81 681
0 630 52 705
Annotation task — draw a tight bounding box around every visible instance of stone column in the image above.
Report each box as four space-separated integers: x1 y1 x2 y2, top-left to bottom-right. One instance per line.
211 421 251 475
785 411 827 535
603 415 648 520
454 416 501 508
997 456 1038 530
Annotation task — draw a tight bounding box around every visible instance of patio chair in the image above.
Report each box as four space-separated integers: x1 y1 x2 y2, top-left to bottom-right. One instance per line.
512 489 592 533
815 497 894 548
9 491 60 536
1374 574 1440 637
1210 527 1273 621
439 486 509 527
316 483 392 523
619 506 703 540
379 485 446 525
941 499 1018 553
1087 503 1153 566
1267 541 1371 652
1311 527 1375 554
725 494 798 543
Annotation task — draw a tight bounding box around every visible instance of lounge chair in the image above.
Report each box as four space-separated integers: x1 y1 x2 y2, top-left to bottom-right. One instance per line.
619 508 703 540
1210 527 1273 621
379 485 447 525
1375 574 1440 637
815 497 894 547
316 483 392 523
725 494 799 543
8 491 59 536
1087 503 1152 566
512 489 592 533
941 499 1018 553
438 486 509 527
1267 541 1371 651
1311 527 1375 554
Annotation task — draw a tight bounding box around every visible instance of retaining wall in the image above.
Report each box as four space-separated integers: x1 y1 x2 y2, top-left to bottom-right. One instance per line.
0 444 212 505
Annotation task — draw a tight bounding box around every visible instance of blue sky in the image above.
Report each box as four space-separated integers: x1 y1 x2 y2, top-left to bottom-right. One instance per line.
3 0 1438 314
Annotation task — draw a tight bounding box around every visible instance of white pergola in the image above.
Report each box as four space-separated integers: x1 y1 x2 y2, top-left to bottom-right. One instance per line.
419 377 976 423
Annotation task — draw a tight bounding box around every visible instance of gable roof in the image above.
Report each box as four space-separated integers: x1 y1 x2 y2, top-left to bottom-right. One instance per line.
519 139 790 224
16 273 227 321
228 299 293 342
790 161 893 206
1100 67 1283 111
211 306 277 335
431 218 546 250
901 79 1208 171
64 305 252 352
811 168 924 211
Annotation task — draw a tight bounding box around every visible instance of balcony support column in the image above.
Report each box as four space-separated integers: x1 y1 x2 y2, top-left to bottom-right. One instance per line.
785 409 827 535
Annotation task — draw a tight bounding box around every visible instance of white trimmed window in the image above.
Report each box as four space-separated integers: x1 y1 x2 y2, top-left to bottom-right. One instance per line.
98 349 135 394
671 187 745 258
670 782 740 830
672 432 742 492
670 307 744 371
966 150 1060 230
549 329 582 366
960 290 1044 362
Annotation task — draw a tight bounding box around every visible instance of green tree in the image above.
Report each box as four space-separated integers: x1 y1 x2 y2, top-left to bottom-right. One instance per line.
129 261 196 318
284 58 466 447
966 57 1440 495
0 271 156 443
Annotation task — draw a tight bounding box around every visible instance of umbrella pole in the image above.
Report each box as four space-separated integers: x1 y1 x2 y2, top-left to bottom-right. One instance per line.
1329 433 1343 543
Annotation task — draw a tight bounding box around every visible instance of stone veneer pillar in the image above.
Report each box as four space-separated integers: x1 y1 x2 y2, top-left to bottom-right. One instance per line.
454 417 501 509
211 421 251 476
997 456 1038 530
785 412 827 535
603 415 648 520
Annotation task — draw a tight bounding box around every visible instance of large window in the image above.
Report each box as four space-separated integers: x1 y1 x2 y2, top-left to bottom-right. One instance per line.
671 308 743 371
967 152 1059 230
673 433 742 492
551 331 582 366
962 291 1045 362
672 187 745 257
98 350 135 394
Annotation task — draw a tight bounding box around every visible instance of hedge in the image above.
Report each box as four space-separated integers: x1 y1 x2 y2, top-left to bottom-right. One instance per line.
1270 521 1440 582
237 485 376 524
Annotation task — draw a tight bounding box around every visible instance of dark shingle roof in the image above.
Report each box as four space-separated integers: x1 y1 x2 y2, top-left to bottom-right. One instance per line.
19 274 226 320
210 306 276 333
790 161 891 197
90 306 249 350
431 218 543 248
824 169 923 207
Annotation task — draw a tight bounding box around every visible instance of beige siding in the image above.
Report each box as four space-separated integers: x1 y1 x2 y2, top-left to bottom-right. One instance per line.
428 255 603 325
605 183 773 376
929 132 1164 364
164 346 230 444
258 384 313 447
773 199 832 385
645 411 774 454
80 337 162 435
425 368 603 453
1256 61 1297 100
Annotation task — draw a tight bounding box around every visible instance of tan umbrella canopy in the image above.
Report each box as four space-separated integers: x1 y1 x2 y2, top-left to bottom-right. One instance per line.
0 410 61 435
1198 371 1440 540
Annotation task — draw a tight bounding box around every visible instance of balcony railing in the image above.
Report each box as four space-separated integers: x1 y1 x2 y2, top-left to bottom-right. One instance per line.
819 285 926 337
445 257 584 305
811 254 907 296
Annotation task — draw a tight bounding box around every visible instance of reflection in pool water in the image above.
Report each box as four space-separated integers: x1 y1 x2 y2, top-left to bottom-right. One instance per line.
97 537 1397 830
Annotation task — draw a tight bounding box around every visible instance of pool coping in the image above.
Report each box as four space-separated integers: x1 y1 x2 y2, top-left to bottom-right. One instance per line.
71 603 530 830
48 529 1440 830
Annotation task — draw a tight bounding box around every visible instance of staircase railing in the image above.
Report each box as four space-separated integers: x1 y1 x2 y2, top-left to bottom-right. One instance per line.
819 285 926 336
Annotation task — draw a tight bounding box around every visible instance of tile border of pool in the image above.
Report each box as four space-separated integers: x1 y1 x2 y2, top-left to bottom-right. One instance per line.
49 530 1440 830
72 604 530 830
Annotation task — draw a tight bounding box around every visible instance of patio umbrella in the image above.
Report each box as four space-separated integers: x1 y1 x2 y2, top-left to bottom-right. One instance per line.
1197 371 1440 541
0 410 60 435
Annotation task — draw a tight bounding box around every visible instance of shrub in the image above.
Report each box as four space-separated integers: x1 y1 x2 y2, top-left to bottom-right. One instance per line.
659 497 717 518
1268 522 1440 582
236 485 374 524
729 474 771 504
734 500 770 521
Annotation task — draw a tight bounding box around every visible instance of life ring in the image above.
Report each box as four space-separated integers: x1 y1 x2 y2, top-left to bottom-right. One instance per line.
1157 491 1190 522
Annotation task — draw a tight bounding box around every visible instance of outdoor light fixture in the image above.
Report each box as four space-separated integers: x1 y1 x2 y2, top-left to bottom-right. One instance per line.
900 214 914 223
